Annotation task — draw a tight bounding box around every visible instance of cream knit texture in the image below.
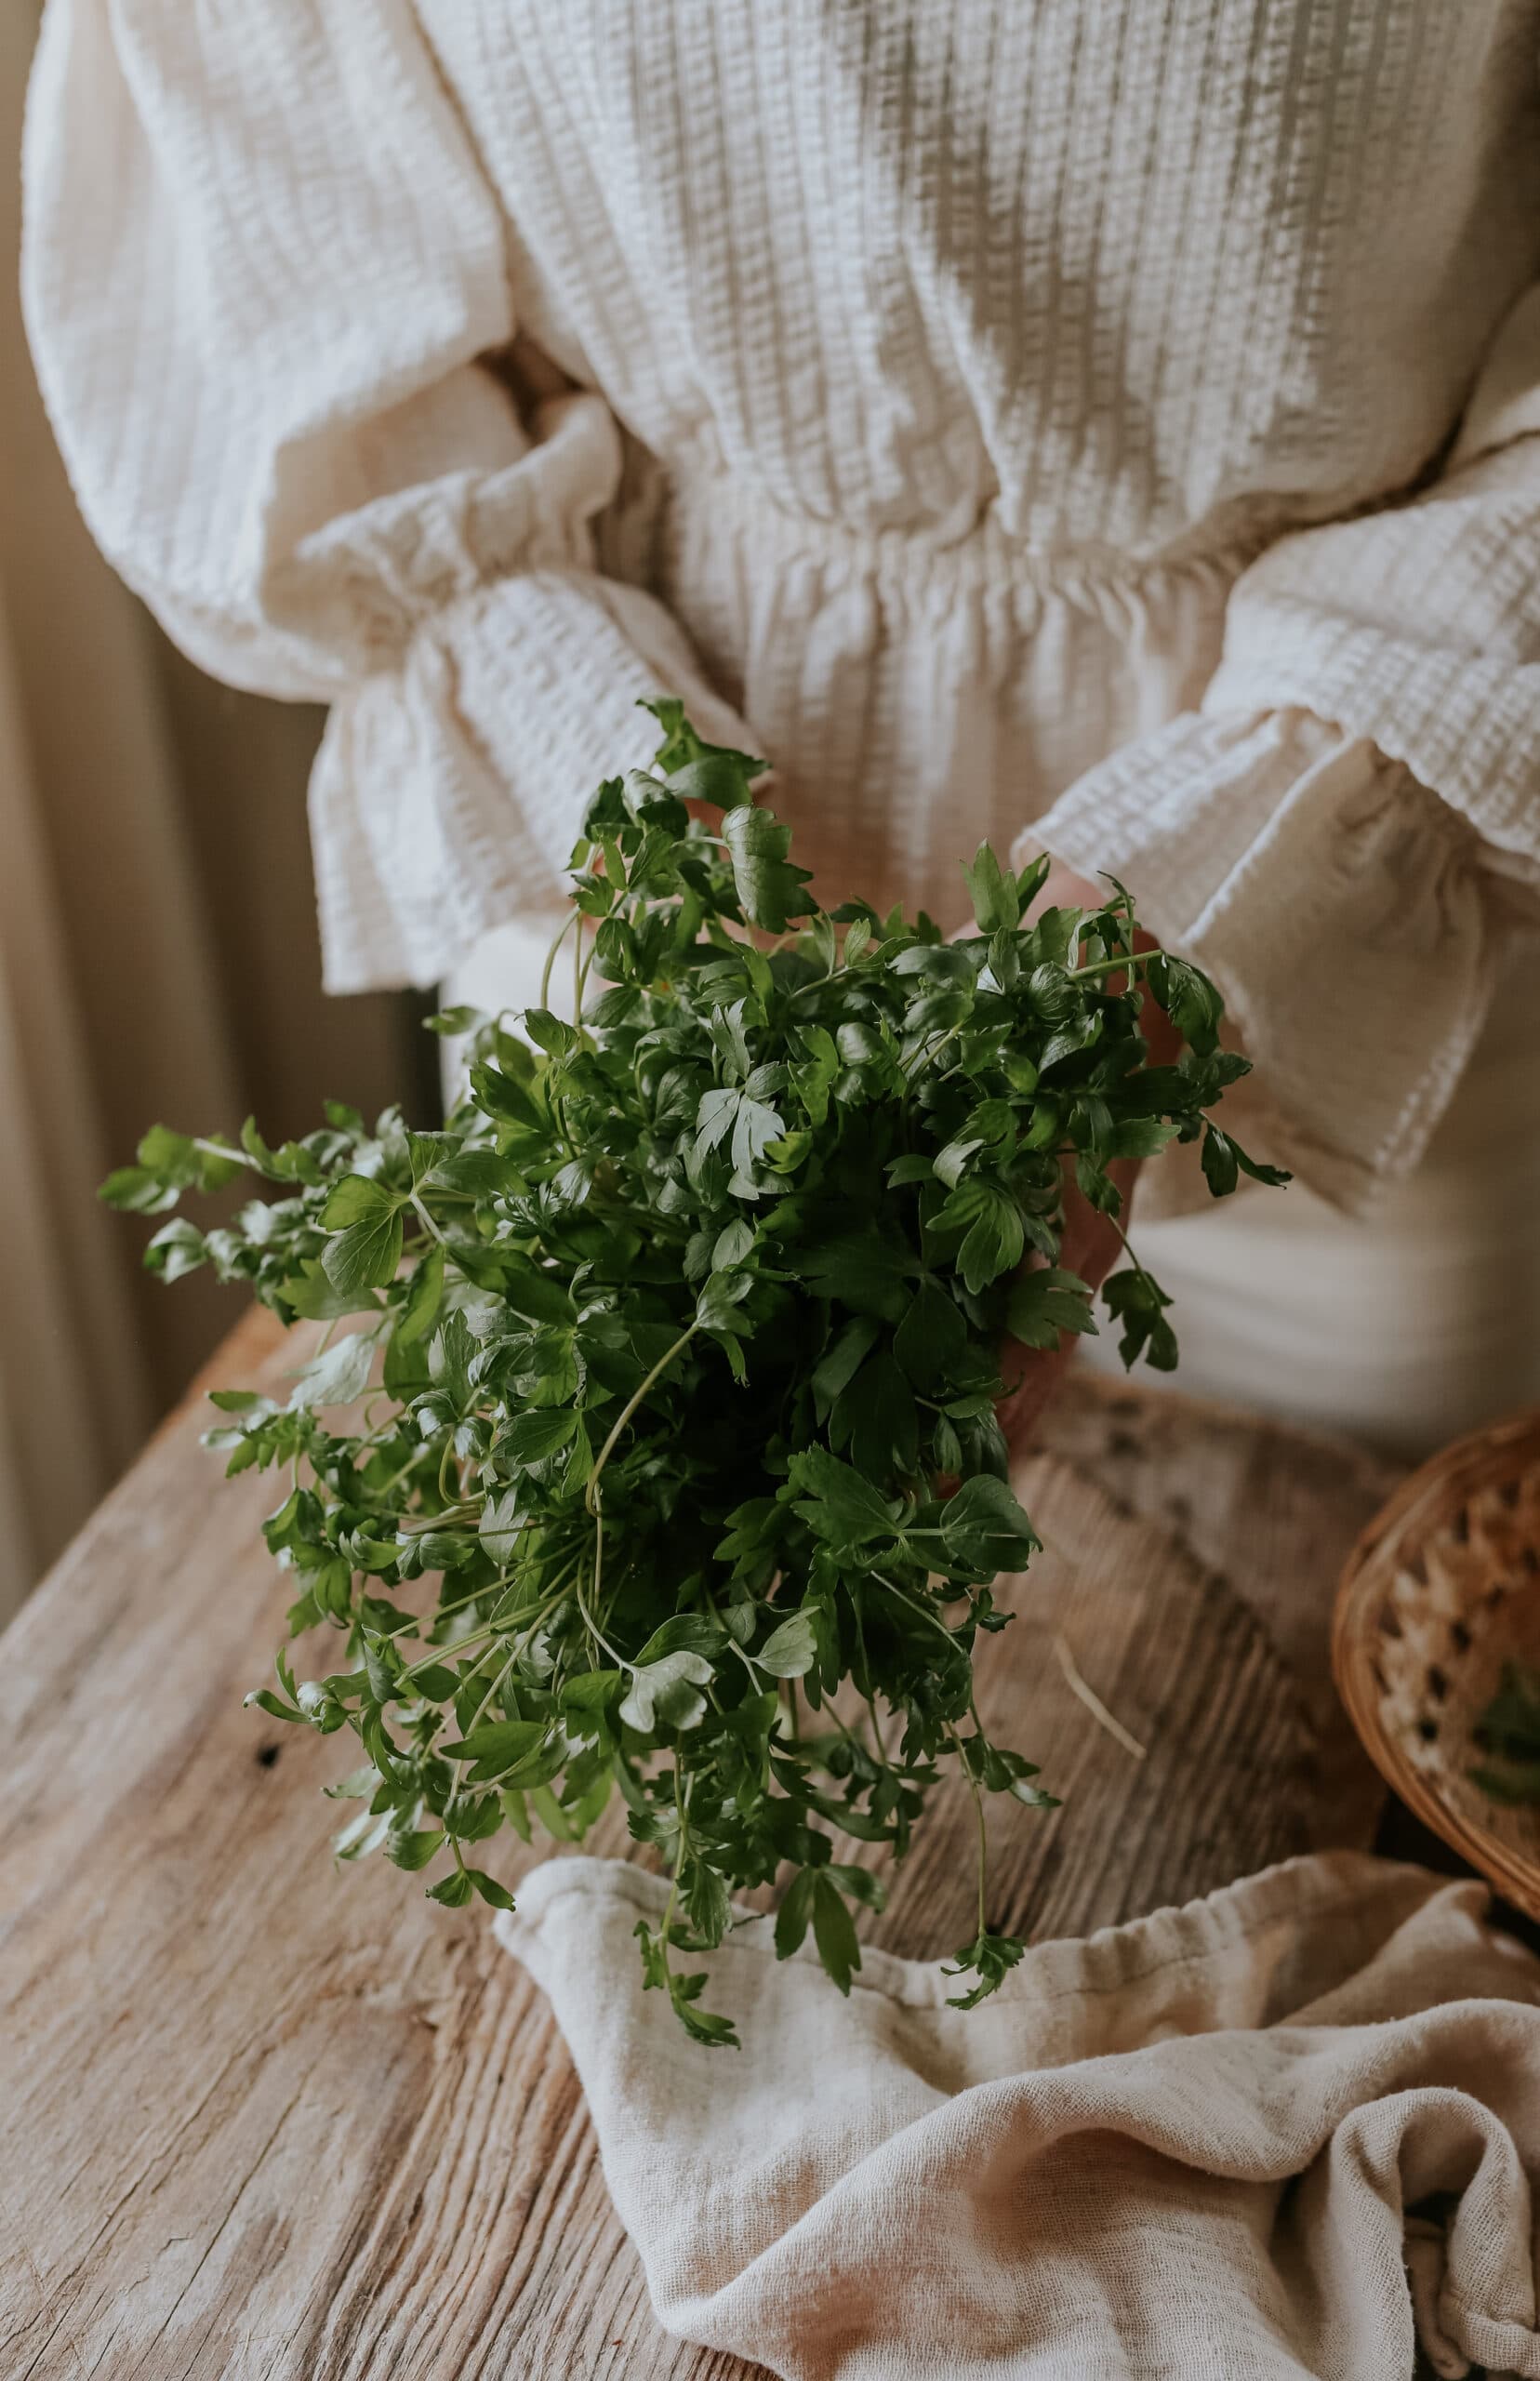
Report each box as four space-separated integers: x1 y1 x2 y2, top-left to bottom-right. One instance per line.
21 1 1540 1202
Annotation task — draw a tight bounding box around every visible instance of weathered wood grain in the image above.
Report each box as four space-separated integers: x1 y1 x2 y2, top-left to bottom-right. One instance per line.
1036 1372 1405 1847
0 1311 1395 2379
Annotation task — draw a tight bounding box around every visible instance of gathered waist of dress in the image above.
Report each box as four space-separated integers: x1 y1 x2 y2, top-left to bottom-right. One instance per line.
614 449 1276 607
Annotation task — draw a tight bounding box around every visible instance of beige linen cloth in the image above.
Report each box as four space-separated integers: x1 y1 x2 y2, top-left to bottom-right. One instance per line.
498 1851 1540 2380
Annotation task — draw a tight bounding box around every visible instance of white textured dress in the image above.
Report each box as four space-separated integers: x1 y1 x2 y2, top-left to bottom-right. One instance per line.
22 1 1540 1447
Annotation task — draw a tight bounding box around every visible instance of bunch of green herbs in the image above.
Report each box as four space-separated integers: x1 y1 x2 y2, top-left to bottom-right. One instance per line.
107 703 1286 2043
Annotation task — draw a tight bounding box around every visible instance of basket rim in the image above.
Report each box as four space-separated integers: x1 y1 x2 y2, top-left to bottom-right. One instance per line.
1332 1400 1540 1920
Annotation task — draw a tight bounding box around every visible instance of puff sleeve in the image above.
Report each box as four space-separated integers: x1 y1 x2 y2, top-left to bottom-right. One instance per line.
1029 290 1540 1209
22 0 756 990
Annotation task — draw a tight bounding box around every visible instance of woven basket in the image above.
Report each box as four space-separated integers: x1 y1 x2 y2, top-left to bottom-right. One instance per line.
1334 1403 1540 1920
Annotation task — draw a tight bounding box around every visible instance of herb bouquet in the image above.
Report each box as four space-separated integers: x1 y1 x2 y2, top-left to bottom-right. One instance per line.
107 705 1286 2043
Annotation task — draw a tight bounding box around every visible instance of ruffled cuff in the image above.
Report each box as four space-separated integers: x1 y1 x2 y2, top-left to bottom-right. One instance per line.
1024 709 1537 1211
310 565 760 992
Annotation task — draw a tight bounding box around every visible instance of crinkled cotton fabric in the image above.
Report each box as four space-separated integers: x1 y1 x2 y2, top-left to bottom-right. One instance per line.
499 1853 1540 2381
21 0 1540 1207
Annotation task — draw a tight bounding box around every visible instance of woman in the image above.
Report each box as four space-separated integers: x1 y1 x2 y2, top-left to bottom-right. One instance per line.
22 1 1540 1454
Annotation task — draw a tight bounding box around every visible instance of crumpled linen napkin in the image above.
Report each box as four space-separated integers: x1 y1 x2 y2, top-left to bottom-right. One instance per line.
498 1852 1540 2380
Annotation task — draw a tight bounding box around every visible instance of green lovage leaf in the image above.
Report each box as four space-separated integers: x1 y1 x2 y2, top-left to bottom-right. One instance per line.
832 1350 920 1480
794 1230 917 1321
962 841 1021 935
286 1329 375 1411
110 698 1299 2045
1004 1267 1099 1350
619 1651 716 1734
812 1872 862 1995
1101 1268 1179 1373
144 1217 208 1282
893 1282 969 1390
936 1177 1027 1295
754 1609 819 1678
394 1244 445 1347
721 800 816 932
320 1176 405 1295
939 1475 1042 1576
501 1406 578 1470
944 1927 1028 2010
787 1445 901 1550
1200 1124 1293 1199
1145 952 1224 1055
812 1316 882 1417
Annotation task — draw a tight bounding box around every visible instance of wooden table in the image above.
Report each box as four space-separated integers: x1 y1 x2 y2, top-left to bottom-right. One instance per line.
0 1313 1404 2380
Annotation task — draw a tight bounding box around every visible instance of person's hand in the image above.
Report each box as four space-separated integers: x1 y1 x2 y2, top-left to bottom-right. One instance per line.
976 856 1180 1461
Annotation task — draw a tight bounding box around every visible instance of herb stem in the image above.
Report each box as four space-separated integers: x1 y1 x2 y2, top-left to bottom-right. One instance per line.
658 1765 694 1979
1104 1204 1157 1295
949 1723 989 1939
192 1136 246 1169
444 1646 519 1833
1052 1631 1147 1761
539 911 578 1010
585 1322 700 1517
411 1193 447 1249
1066 949 1151 986
575 1557 629 1671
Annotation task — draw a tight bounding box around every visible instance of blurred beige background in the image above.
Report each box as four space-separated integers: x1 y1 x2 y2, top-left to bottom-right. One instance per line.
1 5 432 1621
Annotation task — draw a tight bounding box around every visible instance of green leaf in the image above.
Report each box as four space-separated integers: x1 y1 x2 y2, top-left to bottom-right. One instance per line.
321 1178 405 1296
524 1008 578 1059
889 940 976 987
144 1217 208 1283
1147 952 1224 1055
1201 1124 1292 1199
812 1873 861 1994
962 842 1020 934
795 1230 917 1322
1102 1268 1179 1373
838 1350 920 1480
894 1284 969 1391
712 1217 757 1270
812 1317 881 1419
787 1445 899 1550
697 1270 754 1337
684 1859 732 1945
395 1246 445 1347
722 801 815 932
561 1669 626 1718
937 1179 1026 1295
940 1475 1042 1576
442 1720 548 1768
665 751 761 810
477 1489 524 1565
465 1869 516 1909
775 1867 816 1960
731 1096 784 1181
404 1130 457 1190
944 1928 1027 2009
322 1175 392 1229
100 1164 180 1215
633 1613 726 1667
387 1829 445 1872
756 1609 818 1678
427 1870 473 1909
1004 1267 1098 1350
619 1651 715 1735
288 1331 375 1410
502 1407 578 1470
